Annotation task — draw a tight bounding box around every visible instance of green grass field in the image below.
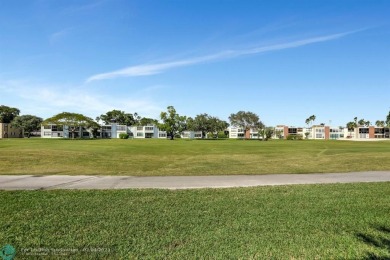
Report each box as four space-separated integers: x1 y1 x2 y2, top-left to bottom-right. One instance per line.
1 183 389 259
1 138 390 175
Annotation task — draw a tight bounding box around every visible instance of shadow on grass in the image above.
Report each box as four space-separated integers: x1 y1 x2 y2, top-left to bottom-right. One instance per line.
357 225 390 260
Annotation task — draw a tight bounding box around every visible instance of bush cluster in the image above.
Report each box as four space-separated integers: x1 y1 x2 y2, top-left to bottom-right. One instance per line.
286 134 303 140
119 133 129 139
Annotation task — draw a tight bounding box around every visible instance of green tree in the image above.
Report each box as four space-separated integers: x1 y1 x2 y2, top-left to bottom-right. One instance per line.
96 110 139 126
187 113 211 138
346 121 357 138
258 127 274 141
386 111 390 127
11 115 43 138
43 112 99 139
275 129 283 139
229 111 264 138
138 117 158 126
375 120 385 127
305 115 316 127
188 114 229 138
358 118 366 126
209 117 229 138
159 106 187 140
0 105 20 123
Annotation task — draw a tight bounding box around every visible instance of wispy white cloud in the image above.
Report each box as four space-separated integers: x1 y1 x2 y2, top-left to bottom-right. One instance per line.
0 80 164 119
49 28 72 44
86 29 363 83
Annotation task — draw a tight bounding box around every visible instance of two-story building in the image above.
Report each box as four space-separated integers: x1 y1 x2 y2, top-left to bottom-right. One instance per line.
0 123 23 138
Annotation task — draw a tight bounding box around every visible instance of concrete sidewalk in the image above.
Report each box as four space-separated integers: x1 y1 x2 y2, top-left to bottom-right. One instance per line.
0 171 389 190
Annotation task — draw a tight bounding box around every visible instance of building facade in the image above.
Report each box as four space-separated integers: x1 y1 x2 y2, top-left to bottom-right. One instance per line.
41 125 92 138
0 123 23 138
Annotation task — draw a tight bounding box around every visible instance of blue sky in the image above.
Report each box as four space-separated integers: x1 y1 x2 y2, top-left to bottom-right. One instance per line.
1 0 389 127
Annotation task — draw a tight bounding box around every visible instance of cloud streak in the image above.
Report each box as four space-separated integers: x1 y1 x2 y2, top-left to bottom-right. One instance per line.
0 80 164 119
86 29 363 82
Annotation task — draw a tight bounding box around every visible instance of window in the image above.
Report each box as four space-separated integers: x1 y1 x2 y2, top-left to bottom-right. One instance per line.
359 128 369 134
316 134 324 139
145 126 154 131
44 131 51 136
117 125 126 131
137 132 144 137
288 128 297 134
159 133 166 137
44 125 51 129
375 128 384 134
238 133 244 138
51 125 63 131
194 133 202 138
137 126 143 131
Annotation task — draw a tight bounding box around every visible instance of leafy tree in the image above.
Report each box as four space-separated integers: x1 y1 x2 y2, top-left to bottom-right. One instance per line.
188 114 229 138
0 105 20 123
43 112 99 139
386 111 390 127
358 119 366 126
11 115 43 138
159 106 187 140
258 127 274 141
209 117 229 138
375 120 385 127
138 117 158 126
275 129 283 139
229 111 264 138
187 113 211 138
96 110 139 126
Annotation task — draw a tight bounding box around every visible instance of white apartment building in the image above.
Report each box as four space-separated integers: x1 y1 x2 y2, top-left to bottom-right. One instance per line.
41 124 92 138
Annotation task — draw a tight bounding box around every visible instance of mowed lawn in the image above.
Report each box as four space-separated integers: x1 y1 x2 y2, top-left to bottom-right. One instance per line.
1 138 390 175
1 183 389 259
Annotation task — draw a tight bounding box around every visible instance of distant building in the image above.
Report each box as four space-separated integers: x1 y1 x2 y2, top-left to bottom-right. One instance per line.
39 123 390 140
0 123 23 138
41 124 92 138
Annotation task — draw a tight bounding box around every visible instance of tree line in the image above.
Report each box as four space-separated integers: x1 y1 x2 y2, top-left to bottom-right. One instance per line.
2 104 390 140
1 105 265 140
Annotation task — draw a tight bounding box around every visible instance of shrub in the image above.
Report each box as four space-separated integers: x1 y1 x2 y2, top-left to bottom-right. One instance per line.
119 133 129 139
286 134 303 140
217 131 228 139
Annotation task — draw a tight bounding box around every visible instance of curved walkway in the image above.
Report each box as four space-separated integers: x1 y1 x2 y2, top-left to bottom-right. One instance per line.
0 171 389 190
